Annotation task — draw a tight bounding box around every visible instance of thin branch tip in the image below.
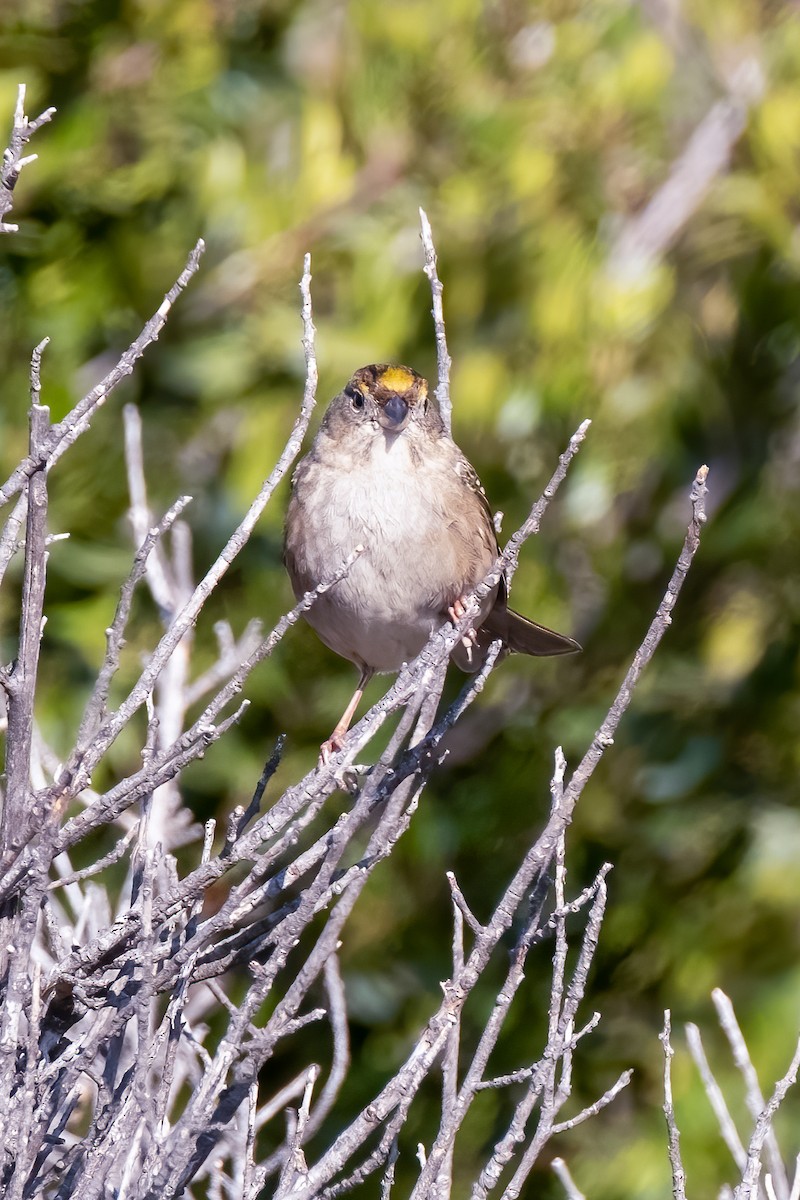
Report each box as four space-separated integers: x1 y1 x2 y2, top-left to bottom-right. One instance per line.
417 207 452 436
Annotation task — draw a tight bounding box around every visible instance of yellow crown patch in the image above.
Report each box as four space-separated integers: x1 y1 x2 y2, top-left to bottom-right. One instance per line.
378 366 416 392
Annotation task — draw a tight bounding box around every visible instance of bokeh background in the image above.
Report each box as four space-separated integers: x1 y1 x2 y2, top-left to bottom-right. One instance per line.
1 0 800 1195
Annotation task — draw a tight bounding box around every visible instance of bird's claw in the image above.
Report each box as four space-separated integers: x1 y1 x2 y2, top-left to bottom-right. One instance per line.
448 599 478 662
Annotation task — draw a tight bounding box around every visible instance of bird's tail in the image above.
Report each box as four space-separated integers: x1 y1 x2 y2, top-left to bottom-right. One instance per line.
483 606 581 657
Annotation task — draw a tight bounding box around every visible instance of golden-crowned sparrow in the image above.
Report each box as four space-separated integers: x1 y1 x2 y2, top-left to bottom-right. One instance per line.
284 364 579 757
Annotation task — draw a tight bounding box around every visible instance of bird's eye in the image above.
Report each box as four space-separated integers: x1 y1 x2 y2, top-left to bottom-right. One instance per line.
345 385 365 410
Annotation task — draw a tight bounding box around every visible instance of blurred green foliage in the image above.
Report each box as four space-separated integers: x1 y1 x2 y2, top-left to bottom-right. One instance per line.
2 0 800 1193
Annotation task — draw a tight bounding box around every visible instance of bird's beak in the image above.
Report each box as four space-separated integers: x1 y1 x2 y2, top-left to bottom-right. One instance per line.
379 394 410 431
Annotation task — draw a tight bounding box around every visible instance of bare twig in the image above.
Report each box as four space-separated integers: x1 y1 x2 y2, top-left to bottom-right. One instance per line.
0 494 27 592
552 1157 587 1200
660 1012 688 1200
0 84 56 234
714 989 791 1200
788 1155 800 1200
686 1020 747 1172
1 381 51 855
734 1034 800 1200
562 465 708 808
46 255 315 797
550 1070 634 1134
419 207 453 436
446 870 484 936
0 240 206 511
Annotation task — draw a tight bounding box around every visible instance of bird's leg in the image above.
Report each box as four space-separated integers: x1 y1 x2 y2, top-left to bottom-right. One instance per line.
320 666 374 764
448 597 478 664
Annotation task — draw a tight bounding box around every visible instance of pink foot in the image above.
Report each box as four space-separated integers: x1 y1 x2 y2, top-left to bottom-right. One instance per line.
448 598 478 662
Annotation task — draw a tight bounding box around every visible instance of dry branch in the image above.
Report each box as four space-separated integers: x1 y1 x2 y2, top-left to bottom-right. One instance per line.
0 91 724 1200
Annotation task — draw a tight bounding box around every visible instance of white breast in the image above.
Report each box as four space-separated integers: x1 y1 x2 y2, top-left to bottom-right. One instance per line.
295 433 464 671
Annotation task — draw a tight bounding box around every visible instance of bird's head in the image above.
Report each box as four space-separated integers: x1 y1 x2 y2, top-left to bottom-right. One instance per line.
330 364 438 436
